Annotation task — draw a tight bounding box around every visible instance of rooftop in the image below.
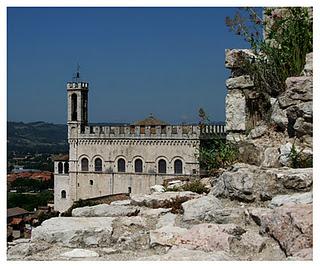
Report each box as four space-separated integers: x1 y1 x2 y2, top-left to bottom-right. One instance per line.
7 207 31 218
133 114 168 126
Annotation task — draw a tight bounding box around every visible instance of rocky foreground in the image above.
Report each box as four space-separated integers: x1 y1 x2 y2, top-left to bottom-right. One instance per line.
7 168 312 261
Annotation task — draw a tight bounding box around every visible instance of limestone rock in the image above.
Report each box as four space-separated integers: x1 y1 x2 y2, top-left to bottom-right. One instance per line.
204 207 246 224
261 147 281 168
278 76 313 108
150 184 165 193
259 203 313 256
225 49 256 69
268 192 312 208
7 243 31 259
270 99 288 130
110 199 131 206
156 213 177 228
175 223 246 252
137 247 234 261
139 207 171 217
60 249 99 259
226 90 246 131
72 204 139 217
290 248 313 260
277 168 313 190
301 52 313 76
279 142 293 166
149 226 188 247
182 195 223 222
31 217 114 247
226 75 254 89
294 117 313 137
248 124 268 139
229 230 267 256
130 191 199 208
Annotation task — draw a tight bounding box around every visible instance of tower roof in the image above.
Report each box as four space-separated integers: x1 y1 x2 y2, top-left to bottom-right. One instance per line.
133 114 168 126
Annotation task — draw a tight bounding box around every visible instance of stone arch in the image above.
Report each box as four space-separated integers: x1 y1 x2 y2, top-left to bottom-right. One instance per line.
71 93 77 121
174 159 183 174
80 157 89 172
61 190 66 199
155 156 169 174
117 157 126 173
92 155 103 172
58 162 63 174
64 162 69 174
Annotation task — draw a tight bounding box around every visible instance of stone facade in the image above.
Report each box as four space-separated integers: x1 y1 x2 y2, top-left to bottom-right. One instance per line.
54 79 225 212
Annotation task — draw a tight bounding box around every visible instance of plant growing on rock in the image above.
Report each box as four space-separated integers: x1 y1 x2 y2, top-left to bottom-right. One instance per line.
226 7 312 97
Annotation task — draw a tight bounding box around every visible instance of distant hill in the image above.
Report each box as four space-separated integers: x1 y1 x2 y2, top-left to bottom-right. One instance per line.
7 121 68 154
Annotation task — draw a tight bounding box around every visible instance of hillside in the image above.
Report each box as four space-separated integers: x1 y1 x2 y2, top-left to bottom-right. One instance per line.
7 121 68 154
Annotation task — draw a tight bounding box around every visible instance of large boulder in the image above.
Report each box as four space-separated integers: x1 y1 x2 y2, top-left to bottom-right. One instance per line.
149 226 188 247
204 207 247 225
268 192 313 208
211 163 313 202
150 185 165 193
182 195 223 222
174 223 246 252
31 217 114 247
130 191 199 208
72 204 139 217
255 204 313 256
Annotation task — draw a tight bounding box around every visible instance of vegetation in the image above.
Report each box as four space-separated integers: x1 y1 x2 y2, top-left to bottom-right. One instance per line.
7 191 53 211
165 179 209 194
7 121 68 154
288 141 313 168
226 7 312 96
10 178 53 193
199 138 238 172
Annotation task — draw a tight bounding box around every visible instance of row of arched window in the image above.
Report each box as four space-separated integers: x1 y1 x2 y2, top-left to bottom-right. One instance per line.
80 157 183 174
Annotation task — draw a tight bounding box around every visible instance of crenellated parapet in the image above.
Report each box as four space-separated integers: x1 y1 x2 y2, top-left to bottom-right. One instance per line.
68 124 226 140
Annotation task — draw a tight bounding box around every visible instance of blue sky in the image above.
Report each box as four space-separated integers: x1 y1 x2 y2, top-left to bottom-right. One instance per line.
7 7 253 124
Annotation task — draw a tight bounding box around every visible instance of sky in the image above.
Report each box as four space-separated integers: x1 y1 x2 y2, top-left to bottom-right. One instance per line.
7 7 253 124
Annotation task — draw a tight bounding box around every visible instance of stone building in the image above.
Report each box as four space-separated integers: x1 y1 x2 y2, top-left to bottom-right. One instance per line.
54 73 225 212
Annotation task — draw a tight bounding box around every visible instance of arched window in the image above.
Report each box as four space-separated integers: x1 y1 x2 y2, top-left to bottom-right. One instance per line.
58 162 63 174
61 190 66 199
81 158 89 171
89 180 93 185
94 158 102 172
64 162 69 174
158 159 167 174
134 159 143 173
71 93 77 121
118 158 126 172
174 159 183 174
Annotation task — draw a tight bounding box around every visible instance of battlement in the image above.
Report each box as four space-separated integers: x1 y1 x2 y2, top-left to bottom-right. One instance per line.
67 82 89 90
70 124 226 139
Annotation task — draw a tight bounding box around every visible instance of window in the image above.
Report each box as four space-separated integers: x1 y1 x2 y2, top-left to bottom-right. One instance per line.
158 159 167 174
58 162 63 174
64 162 69 174
135 159 143 173
71 93 77 121
81 158 89 171
89 180 93 185
118 158 126 172
174 159 183 174
61 190 66 199
128 187 132 194
94 158 102 172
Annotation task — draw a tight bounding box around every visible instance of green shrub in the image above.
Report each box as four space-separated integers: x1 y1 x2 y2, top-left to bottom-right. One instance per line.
198 138 238 172
288 143 313 168
181 180 209 194
226 8 312 97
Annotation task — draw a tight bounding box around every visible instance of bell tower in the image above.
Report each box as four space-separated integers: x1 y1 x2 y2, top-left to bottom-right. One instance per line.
67 66 88 138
